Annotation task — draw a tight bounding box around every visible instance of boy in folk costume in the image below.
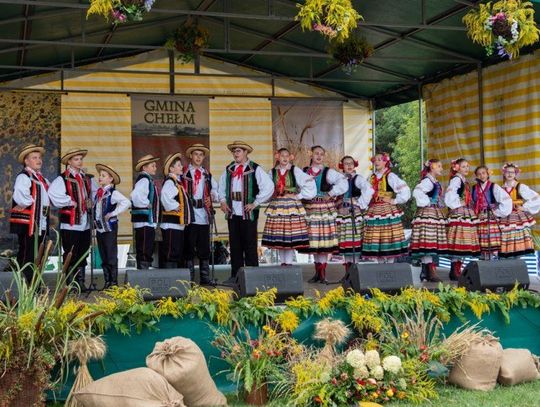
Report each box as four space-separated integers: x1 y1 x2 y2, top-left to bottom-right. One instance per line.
499 163 540 258
130 154 160 270
362 153 410 263
444 158 480 280
183 144 218 284
93 164 130 288
159 152 193 269
9 144 50 283
410 159 448 282
218 141 274 284
261 148 316 266
471 166 512 260
301 145 348 284
49 148 97 290
335 155 373 275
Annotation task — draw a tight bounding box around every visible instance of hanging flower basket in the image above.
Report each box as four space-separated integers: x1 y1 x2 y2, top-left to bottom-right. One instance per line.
463 0 539 59
165 19 210 64
329 35 374 75
295 0 363 43
87 0 156 24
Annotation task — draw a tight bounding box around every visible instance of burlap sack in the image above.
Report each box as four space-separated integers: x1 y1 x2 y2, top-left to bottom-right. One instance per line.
146 337 227 407
73 367 185 407
448 335 503 391
497 348 540 386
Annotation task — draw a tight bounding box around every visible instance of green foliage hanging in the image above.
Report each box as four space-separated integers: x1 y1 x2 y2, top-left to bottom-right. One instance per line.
328 35 373 74
165 19 210 64
295 0 363 43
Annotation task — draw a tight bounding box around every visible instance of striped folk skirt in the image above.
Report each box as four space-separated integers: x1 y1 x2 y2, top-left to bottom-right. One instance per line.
336 204 364 255
410 205 449 258
499 208 536 258
446 206 480 258
362 201 408 260
477 210 502 254
261 196 310 250
299 198 339 254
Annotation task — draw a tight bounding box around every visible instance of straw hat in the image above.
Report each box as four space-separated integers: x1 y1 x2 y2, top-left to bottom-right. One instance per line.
95 163 121 185
135 154 160 172
61 148 88 165
185 143 210 157
18 144 45 165
227 140 253 153
162 152 182 176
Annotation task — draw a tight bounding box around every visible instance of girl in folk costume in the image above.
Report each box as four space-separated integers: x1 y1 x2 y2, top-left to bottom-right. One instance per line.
362 153 410 262
410 159 448 282
159 153 193 270
499 163 540 258
49 148 97 290
262 148 316 266
444 158 480 280
471 165 512 260
130 154 160 270
302 145 348 284
335 156 373 274
93 164 130 288
9 145 50 283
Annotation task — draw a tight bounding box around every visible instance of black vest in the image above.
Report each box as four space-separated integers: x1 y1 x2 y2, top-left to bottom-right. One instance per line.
131 173 159 223
303 166 331 193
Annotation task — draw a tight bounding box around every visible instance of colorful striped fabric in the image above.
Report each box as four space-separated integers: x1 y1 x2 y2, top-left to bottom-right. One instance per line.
262 196 310 249
300 200 339 253
499 209 536 258
424 51 540 237
410 206 449 258
362 201 408 259
446 206 480 257
336 208 364 254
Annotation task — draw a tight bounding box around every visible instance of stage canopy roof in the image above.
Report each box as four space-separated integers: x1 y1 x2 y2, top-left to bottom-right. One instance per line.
0 0 539 107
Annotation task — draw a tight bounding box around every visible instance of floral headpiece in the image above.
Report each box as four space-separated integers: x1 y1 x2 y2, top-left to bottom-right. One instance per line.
502 162 520 175
371 152 392 168
339 155 358 170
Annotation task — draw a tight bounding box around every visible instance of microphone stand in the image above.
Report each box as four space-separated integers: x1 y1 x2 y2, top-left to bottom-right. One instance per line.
207 204 230 288
85 176 98 297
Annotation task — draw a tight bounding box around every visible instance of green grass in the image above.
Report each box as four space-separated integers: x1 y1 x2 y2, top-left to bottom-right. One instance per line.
226 380 540 406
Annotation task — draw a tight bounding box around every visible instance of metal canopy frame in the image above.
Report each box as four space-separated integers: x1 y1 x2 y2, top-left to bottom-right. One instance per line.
0 0 537 107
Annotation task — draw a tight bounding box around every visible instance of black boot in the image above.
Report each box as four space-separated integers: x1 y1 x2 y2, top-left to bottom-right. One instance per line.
110 266 118 287
186 260 196 282
138 261 151 270
308 262 321 283
199 259 211 285
420 263 428 282
75 266 87 293
164 262 177 269
103 265 111 289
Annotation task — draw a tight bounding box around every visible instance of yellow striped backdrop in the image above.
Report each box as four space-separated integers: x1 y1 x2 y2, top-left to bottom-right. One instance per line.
3 50 372 239
424 50 540 231
61 93 133 240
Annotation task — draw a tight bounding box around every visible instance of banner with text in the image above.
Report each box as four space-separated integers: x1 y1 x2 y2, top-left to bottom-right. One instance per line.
131 95 209 184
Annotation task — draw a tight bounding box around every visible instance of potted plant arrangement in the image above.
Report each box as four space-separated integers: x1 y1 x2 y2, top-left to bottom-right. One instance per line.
87 0 156 24
165 19 210 64
295 0 363 42
463 0 539 59
213 325 301 405
0 243 101 406
329 35 374 74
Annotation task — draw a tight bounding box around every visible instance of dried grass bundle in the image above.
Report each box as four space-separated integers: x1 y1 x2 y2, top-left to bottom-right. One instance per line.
65 336 107 407
439 323 491 366
313 319 351 364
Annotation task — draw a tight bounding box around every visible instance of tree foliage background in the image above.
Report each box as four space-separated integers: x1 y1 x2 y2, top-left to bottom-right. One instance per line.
374 101 426 227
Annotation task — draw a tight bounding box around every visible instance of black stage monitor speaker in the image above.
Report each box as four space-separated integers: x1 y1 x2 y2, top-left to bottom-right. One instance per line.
235 266 304 301
458 259 530 292
343 263 414 294
125 268 191 300
0 272 17 303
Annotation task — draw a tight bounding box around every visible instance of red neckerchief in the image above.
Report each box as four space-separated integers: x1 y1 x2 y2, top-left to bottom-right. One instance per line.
74 172 87 213
96 187 105 200
232 164 244 179
371 168 391 201
307 166 322 177
35 172 48 192
474 180 491 214
194 168 202 190
276 168 289 196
